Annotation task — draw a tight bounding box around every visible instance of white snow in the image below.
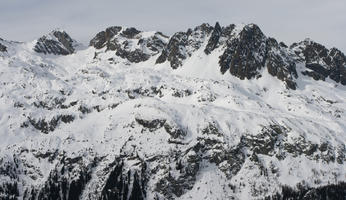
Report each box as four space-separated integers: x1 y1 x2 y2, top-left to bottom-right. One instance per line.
0 25 345 199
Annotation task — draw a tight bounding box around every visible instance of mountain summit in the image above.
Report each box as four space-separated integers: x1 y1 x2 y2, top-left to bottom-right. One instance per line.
86 22 346 89
0 23 345 200
33 29 78 55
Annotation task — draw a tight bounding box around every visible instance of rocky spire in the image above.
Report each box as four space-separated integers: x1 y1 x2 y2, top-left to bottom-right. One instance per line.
204 22 222 55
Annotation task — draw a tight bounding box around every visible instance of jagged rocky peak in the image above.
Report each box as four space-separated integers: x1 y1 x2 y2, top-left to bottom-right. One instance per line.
0 38 7 52
291 38 346 85
204 22 237 54
219 23 267 78
155 22 300 90
156 23 215 69
90 26 169 63
204 22 222 55
218 23 300 89
89 26 122 49
34 29 77 55
1 22 346 200
266 37 298 89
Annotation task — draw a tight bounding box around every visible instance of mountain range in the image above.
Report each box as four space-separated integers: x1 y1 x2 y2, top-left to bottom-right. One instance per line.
0 22 345 200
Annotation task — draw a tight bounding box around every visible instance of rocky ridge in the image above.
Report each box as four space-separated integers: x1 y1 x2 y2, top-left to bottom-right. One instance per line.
86 22 346 89
0 22 345 200
90 26 169 63
291 39 346 85
28 22 346 89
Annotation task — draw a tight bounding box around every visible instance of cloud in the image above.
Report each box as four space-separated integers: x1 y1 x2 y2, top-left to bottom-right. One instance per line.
0 0 345 52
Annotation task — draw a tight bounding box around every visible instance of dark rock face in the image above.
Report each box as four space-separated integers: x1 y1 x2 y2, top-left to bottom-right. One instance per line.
90 26 168 63
26 114 75 134
266 38 298 89
0 147 148 200
220 24 236 42
0 182 18 200
0 157 19 200
218 24 299 89
134 117 186 139
291 39 346 85
34 30 76 55
328 48 346 85
121 27 141 38
116 48 151 63
155 148 201 199
100 158 147 200
135 117 166 132
89 26 122 49
0 40 7 52
204 22 222 55
156 23 213 69
203 23 236 56
156 31 189 69
219 24 267 78
28 156 94 200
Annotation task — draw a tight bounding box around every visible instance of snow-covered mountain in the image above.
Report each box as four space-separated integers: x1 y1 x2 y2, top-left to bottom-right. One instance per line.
0 23 345 200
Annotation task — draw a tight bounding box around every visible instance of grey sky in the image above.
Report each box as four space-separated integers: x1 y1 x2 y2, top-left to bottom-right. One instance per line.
0 0 345 52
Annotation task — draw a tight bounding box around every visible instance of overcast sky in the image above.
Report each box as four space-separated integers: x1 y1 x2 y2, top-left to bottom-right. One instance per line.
0 0 345 52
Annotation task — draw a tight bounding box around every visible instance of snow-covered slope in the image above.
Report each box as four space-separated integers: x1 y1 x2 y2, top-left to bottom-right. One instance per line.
0 23 345 200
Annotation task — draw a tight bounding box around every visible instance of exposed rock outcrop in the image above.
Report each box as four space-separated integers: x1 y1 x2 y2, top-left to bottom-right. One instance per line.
90 26 168 63
89 26 122 49
34 29 77 55
0 39 7 52
0 22 346 200
219 24 267 78
218 24 299 89
204 22 222 55
156 23 213 69
291 39 346 85
87 23 346 88
266 38 298 89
